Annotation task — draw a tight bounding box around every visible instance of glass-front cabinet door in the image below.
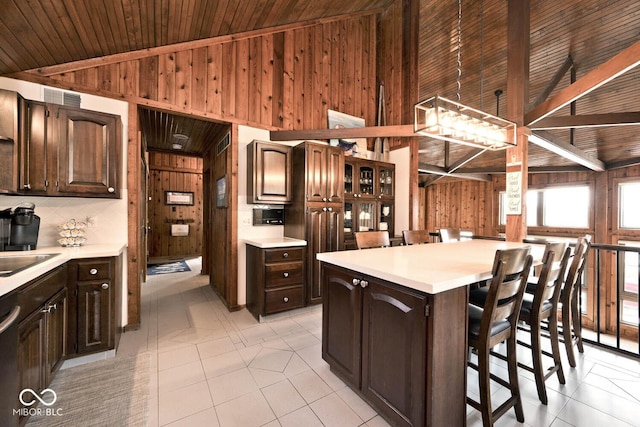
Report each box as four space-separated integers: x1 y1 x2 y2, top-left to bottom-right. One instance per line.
344 202 354 235
378 165 394 198
357 201 376 232
344 162 354 197
379 201 394 237
358 164 375 198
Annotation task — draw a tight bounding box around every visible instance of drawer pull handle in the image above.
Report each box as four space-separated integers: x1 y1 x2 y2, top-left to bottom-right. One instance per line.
283 272 289 278
108 187 115 193
90 268 98 275
283 297 289 303
101 283 109 290
282 252 288 258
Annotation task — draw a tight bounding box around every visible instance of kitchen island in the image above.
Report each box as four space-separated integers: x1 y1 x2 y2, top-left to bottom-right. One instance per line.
317 239 539 427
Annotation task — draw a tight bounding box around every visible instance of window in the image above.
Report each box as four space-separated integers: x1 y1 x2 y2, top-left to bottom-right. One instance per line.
619 182 640 229
499 185 590 228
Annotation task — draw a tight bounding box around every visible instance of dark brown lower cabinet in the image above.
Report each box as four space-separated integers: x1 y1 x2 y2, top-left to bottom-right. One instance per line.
322 263 467 427
67 257 119 355
16 265 68 427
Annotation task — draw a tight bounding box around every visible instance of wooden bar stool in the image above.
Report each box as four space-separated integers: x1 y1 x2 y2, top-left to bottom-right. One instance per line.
438 228 462 242
467 246 533 427
354 230 390 249
401 229 430 245
472 242 572 404
559 235 591 367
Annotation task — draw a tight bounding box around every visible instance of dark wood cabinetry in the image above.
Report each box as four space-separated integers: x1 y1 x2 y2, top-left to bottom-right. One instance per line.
246 245 305 319
16 264 68 426
285 142 344 305
321 264 426 427
247 140 292 204
0 89 121 198
344 158 395 250
67 257 121 355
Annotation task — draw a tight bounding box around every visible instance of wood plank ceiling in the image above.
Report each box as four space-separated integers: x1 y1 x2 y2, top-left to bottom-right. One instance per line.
1 0 639 169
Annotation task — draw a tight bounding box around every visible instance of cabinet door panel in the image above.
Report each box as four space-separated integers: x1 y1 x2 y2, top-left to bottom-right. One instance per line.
305 207 325 303
45 289 67 385
17 310 45 417
256 143 291 203
57 107 118 196
305 145 327 202
326 207 344 253
325 146 344 203
362 280 427 427
77 281 111 353
321 265 362 386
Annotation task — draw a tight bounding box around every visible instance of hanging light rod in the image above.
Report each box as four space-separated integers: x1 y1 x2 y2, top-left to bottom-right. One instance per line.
414 95 517 151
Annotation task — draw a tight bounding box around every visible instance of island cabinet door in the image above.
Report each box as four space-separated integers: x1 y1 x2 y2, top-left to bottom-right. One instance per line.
361 279 427 427
321 265 363 386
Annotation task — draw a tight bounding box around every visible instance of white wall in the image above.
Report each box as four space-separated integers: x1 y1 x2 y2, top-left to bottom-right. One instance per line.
390 146 410 235
0 77 130 325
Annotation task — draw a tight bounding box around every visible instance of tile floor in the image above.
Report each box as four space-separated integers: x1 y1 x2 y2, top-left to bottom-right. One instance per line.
115 258 640 427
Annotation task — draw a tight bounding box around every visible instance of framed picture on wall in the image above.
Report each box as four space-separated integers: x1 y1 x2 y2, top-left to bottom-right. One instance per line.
165 191 194 206
216 176 227 208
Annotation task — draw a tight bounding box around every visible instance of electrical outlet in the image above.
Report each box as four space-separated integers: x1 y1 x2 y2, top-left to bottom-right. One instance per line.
86 216 97 227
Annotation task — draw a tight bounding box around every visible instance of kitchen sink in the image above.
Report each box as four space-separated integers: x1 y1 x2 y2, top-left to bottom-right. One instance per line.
0 253 60 277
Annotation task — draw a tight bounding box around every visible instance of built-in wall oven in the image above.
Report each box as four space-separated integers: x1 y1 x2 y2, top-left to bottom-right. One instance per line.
0 292 19 426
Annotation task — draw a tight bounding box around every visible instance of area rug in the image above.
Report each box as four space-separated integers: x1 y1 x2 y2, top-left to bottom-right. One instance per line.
147 260 191 275
26 353 150 427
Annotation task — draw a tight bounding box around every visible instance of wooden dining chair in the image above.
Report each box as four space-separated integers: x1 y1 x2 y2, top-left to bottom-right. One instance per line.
467 246 533 427
355 230 390 249
471 242 571 404
559 235 592 367
401 229 430 245
439 228 462 242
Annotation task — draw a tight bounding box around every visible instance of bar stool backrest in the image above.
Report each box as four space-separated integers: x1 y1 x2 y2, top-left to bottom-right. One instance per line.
535 242 571 307
402 229 430 245
439 228 461 242
355 230 390 249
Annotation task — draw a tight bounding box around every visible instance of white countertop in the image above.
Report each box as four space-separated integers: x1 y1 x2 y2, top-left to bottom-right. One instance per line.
317 240 544 295
0 243 126 297
244 237 307 248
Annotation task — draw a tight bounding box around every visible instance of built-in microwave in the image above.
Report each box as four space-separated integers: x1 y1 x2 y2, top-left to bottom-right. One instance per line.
252 206 284 225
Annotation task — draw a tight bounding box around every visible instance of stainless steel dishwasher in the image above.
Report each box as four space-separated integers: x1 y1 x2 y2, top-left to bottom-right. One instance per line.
0 291 20 426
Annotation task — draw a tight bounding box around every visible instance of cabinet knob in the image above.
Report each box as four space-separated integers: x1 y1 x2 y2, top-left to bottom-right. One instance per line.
322 207 327 212
101 283 109 290
90 268 98 275
108 187 115 193
323 198 328 202
327 207 333 212
283 297 289 303
283 272 289 278
360 280 369 288
23 184 31 190
352 278 361 286
282 252 289 258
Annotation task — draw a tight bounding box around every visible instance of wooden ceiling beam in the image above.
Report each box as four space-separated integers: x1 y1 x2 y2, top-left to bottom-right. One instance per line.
270 124 415 140
418 162 492 182
419 148 486 185
531 55 573 109
529 130 605 171
531 112 640 129
605 156 640 170
525 39 640 126
455 165 591 174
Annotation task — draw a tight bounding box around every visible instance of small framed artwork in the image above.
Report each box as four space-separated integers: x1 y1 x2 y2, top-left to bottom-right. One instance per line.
216 176 227 208
165 191 194 206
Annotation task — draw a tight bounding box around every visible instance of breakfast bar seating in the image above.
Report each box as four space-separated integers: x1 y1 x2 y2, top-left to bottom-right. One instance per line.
401 229 431 245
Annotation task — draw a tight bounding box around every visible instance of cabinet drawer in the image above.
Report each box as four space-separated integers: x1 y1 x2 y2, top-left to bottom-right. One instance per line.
265 261 304 288
76 260 112 281
264 247 304 263
265 286 304 314
18 265 67 322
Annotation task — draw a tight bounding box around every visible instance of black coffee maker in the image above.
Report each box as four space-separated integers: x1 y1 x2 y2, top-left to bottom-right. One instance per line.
0 203 41 251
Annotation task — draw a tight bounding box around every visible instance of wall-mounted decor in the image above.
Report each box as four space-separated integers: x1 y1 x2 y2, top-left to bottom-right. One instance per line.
216 176 227 208
327 109 366 158
165 191 194 206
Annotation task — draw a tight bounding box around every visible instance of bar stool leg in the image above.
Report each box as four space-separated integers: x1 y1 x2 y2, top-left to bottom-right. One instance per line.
506 334 525 422
529 320 548 404
549 312 566 385
562 303 577 368
478 343 493 427
571 292 584 353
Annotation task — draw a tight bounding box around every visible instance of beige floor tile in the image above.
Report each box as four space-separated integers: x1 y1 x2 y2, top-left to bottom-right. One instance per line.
289 369 333 404
336 385 377 422
158 380 213 426
281 330 320 351
248 347 294 372
201 350 246 379
158 344 201 371
261 379 307 417
159 360 206 390
364 415 392 427
309 392 364 427
197 336 237 359
277 406 323 427
249 367 287 388
557 399 634 427
283 353 311 378
164 407 219 427
170 327 228 344
215 390 276 427
208 367 259 405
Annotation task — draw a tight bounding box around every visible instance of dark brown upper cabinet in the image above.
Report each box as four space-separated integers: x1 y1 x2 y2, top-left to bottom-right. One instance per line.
247 140 292 204
0 89 25 194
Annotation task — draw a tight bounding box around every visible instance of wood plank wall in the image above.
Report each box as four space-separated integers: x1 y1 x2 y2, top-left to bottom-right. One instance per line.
148 152 203 261
32 15 379 133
